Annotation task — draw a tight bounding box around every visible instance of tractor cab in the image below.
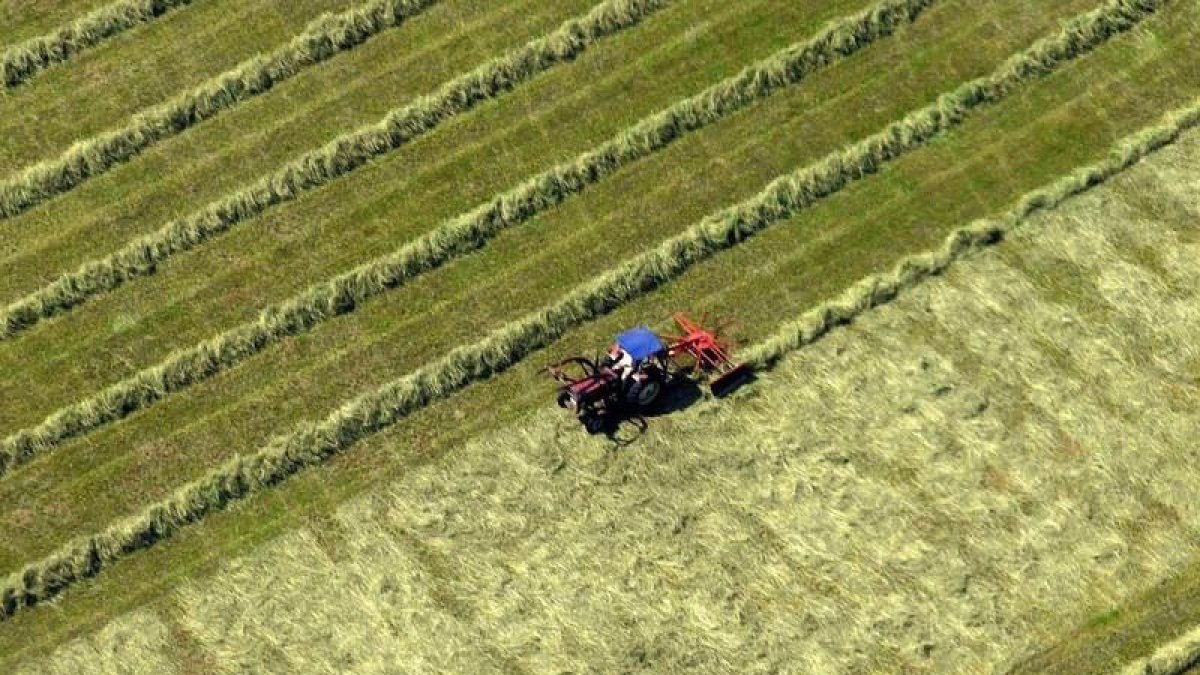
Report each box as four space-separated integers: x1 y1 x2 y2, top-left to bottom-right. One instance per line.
607 326 668 372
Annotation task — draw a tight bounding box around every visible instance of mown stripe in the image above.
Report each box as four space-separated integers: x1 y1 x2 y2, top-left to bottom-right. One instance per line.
0 0 672 339
742 103 1200 368
2 0 197 88
0 0 937 479
0 0 1165 622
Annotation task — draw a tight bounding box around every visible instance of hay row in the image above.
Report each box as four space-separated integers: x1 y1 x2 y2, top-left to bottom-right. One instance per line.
0 0 1160 621
741 99 1200 369
0 0 440 220
0 0 938 479
1 0 196 88
1119 624 1200 675
0 0 670 339
21 148 1200 671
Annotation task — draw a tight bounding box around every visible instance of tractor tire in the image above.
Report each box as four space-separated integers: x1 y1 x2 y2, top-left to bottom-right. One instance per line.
625 377 663 408
582 414 606 435
557 391 573 409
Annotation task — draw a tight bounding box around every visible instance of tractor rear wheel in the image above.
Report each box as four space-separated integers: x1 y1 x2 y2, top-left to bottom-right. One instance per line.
626 377 663 408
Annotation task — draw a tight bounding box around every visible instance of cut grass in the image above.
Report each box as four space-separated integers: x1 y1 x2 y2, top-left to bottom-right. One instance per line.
0 0 115 45
0 0 584 306
0 0 1169 621
0 0 352 170
0 0 877 429
0 0 938 481
0 0 672 339
0 0 1187 577
743 99 1200 369
3 36 1198 661
1118 626 1200 675
177 528 506 672
2 0 1199 664
0 0 197 88
0 0 883 559
0 0 441 219
18 123 1200 671
167 113 1200 675
13 609 175 674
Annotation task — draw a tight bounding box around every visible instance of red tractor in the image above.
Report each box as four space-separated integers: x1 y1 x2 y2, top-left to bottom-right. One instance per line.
548 313 752 433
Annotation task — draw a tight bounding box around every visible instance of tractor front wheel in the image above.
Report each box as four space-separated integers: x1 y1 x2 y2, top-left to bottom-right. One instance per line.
582 414 606 435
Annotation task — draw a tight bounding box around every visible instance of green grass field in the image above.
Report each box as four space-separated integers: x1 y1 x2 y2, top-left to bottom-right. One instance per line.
2 0 1200 671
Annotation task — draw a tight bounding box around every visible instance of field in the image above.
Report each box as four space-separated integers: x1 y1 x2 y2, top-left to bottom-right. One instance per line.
1 0 1199 671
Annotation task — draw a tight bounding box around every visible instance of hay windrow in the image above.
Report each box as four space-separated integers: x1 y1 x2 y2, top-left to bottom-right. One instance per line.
175 523 502 672
51 162 1200 672
0 0 441 220
1119 625 1200 675
741 98 1200 368
151 127 1200 675
0 0 1166 622
1 0 197 89
0 0 939 479
0 0 672 339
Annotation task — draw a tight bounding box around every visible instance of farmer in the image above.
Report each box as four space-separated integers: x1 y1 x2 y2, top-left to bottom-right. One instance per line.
603 343 636 380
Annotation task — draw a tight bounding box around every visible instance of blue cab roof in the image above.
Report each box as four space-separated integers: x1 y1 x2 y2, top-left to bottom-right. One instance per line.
616 326 666 361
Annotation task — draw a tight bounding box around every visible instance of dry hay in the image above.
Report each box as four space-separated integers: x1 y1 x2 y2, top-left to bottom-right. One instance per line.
15 609 176 675
34 129 1199 673
2 0 1154 621
1 0 195 89
0 0 440 219
0 0 937 477
0 0 671 338
175 524 502 673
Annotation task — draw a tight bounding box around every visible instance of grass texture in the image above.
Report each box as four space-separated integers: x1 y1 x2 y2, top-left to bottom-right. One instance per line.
0 0 440 220
28 138 1200 670
742 99 1200 368
1120 626 1200 675
180 527 506 672
0 0 938 480
0 0 669 339
0 0 1165 622
13 610 175 675
0 0 196 88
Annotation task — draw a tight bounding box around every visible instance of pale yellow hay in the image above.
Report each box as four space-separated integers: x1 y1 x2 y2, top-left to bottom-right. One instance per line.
77 128 1200 674
176 528 499 673
1137 130 1200 219
16 609 176 675
914 254 1200 665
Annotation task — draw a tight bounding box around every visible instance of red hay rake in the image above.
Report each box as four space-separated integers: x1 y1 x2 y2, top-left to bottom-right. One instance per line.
662 312 753 398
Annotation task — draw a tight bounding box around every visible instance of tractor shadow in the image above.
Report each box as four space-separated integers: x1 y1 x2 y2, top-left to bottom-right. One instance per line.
646 374 705 417
602 375 704 447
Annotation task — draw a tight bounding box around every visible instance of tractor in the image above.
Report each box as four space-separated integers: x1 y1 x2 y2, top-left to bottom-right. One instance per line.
548 313 752 434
